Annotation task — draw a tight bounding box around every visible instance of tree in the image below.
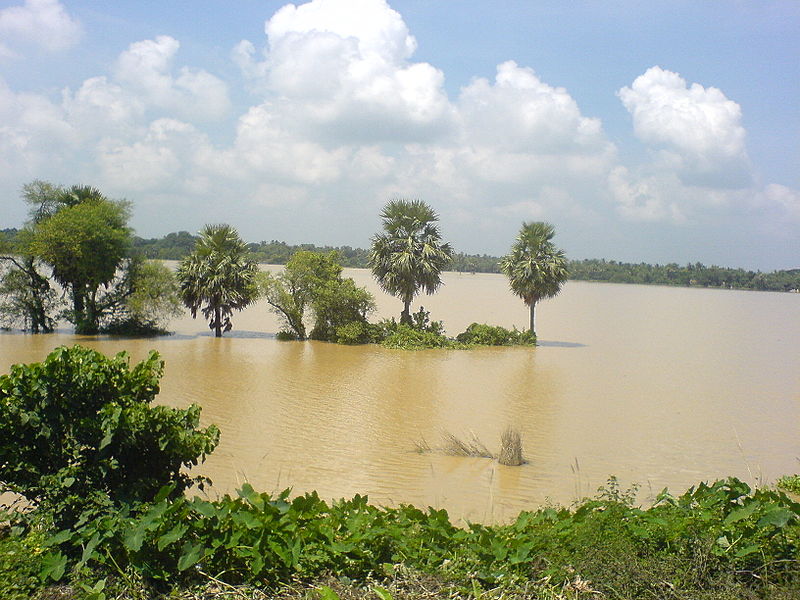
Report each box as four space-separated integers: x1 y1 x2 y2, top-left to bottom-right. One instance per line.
368 199 453 324
260 250 374 341
499 221 568 335
101 258 184 334
177 224 259 337
30 190 132 334
0 345 219 529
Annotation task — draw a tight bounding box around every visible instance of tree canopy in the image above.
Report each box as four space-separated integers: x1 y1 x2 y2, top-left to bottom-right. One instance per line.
500 221 569 335
177 224 259 337
368 199 453 323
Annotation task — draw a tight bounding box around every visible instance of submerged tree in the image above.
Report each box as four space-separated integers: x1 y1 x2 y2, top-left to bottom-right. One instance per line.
31 193 132 334
177 224 259 337
500 221 569 335
368 199 453 324
260 250 374 341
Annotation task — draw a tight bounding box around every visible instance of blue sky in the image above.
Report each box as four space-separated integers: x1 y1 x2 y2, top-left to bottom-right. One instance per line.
1 0 798 269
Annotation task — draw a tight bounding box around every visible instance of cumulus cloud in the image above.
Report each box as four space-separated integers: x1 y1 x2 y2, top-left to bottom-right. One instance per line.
234 0 452 143
115 36 231 121
618 66 751 188
0 0 82 54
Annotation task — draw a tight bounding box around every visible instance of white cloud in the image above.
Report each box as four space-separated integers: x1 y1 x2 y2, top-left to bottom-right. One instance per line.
618 66 751 188
115 36 231 121
0 0 82 53
235 0 453 143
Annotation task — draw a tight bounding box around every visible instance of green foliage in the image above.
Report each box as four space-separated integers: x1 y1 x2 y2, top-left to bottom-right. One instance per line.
262 251 375 343
0 345 219 529
455 323 536 346
500 222 568 335
381 325 460 350
25 476 800 598
368 199 453 324
0 528 43 599
177 224 259 337
311 278 376 343
30 192 132 334
102 260 183 336
777 475 800 495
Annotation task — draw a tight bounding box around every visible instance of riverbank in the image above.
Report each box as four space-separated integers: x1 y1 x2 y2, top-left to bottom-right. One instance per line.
3 477 799 600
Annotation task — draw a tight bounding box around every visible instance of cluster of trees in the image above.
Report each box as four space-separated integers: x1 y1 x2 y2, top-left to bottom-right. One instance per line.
176 199 567 341
0 181 181 335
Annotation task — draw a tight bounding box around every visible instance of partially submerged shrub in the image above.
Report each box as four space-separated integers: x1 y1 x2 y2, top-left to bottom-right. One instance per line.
456 323 536 346
440 431 493 459
381 324 460 350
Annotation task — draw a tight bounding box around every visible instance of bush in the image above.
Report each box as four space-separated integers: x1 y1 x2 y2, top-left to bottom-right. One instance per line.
381 324 460 350
0 345 219 529
456 323 536 346
777 475 800 495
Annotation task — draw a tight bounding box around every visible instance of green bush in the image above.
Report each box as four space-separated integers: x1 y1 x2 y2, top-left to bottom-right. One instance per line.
777 475 800 495
0 345 219 529
381 324 460 350
455 323 536 346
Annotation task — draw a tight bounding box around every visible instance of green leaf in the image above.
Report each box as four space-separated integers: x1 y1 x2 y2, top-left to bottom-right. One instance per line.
40 551 67 582
758 507 794 529
317 586 341 600
724 501 760 525
373 586 393 600
735 544 760 558
157 524 188 551
45 530 73 546
177 542 204 571
123 524 147 552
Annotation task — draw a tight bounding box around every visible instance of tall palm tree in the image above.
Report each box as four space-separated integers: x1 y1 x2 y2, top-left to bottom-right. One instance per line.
177 224 259 337
500 221 568 336
368 199 453 324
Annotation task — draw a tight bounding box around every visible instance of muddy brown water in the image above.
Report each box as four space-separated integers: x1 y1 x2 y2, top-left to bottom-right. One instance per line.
2 267 799 523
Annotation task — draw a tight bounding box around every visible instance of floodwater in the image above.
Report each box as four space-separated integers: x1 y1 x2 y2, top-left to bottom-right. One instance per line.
2 268 799 523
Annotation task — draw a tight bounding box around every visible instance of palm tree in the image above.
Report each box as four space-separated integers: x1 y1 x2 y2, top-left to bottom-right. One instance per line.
177 224 259 337
368 199 453 324
500 222 568 336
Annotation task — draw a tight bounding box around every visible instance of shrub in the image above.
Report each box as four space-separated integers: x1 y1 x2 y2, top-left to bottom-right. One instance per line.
456 323 536 346
0 345 219 529
777 474 800 495
381 324 459 350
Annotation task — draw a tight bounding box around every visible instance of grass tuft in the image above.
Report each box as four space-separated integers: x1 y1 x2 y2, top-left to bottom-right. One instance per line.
497 427 524 466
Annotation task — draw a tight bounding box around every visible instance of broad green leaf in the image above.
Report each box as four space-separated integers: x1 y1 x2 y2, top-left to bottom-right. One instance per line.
40 551 67 582
724 501 760 525
157 524 188 551
177 541 205 571
735 544 760 558
758 507 794 529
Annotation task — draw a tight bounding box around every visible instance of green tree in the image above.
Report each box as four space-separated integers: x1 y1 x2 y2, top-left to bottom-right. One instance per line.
260 250 369 340
310 277 375 342
101 258 183 334
499 221 568 335
0 345 219 528
177 224 259 337
30 191 132 334
368 199 453 324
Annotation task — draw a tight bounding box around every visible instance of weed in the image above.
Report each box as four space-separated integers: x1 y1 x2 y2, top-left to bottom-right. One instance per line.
497 428 524 466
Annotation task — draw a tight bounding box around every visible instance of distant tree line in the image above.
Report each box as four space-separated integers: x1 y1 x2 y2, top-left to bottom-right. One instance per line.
4 227 798 295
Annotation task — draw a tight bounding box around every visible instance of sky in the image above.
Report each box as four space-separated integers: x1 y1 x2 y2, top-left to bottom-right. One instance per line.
0 0 798 270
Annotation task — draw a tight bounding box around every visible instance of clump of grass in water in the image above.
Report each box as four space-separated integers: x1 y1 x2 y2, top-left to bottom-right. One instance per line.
497 426 524 466
415 429 524 465
441 431 493 459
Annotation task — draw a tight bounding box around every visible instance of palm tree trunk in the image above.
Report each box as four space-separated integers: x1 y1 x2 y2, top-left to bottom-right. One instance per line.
529 301 536 335
214 306 222 337
401 299 412 325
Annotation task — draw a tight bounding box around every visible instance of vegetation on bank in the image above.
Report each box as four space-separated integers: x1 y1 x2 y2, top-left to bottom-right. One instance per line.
114 229 800 292
1 346 799 600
